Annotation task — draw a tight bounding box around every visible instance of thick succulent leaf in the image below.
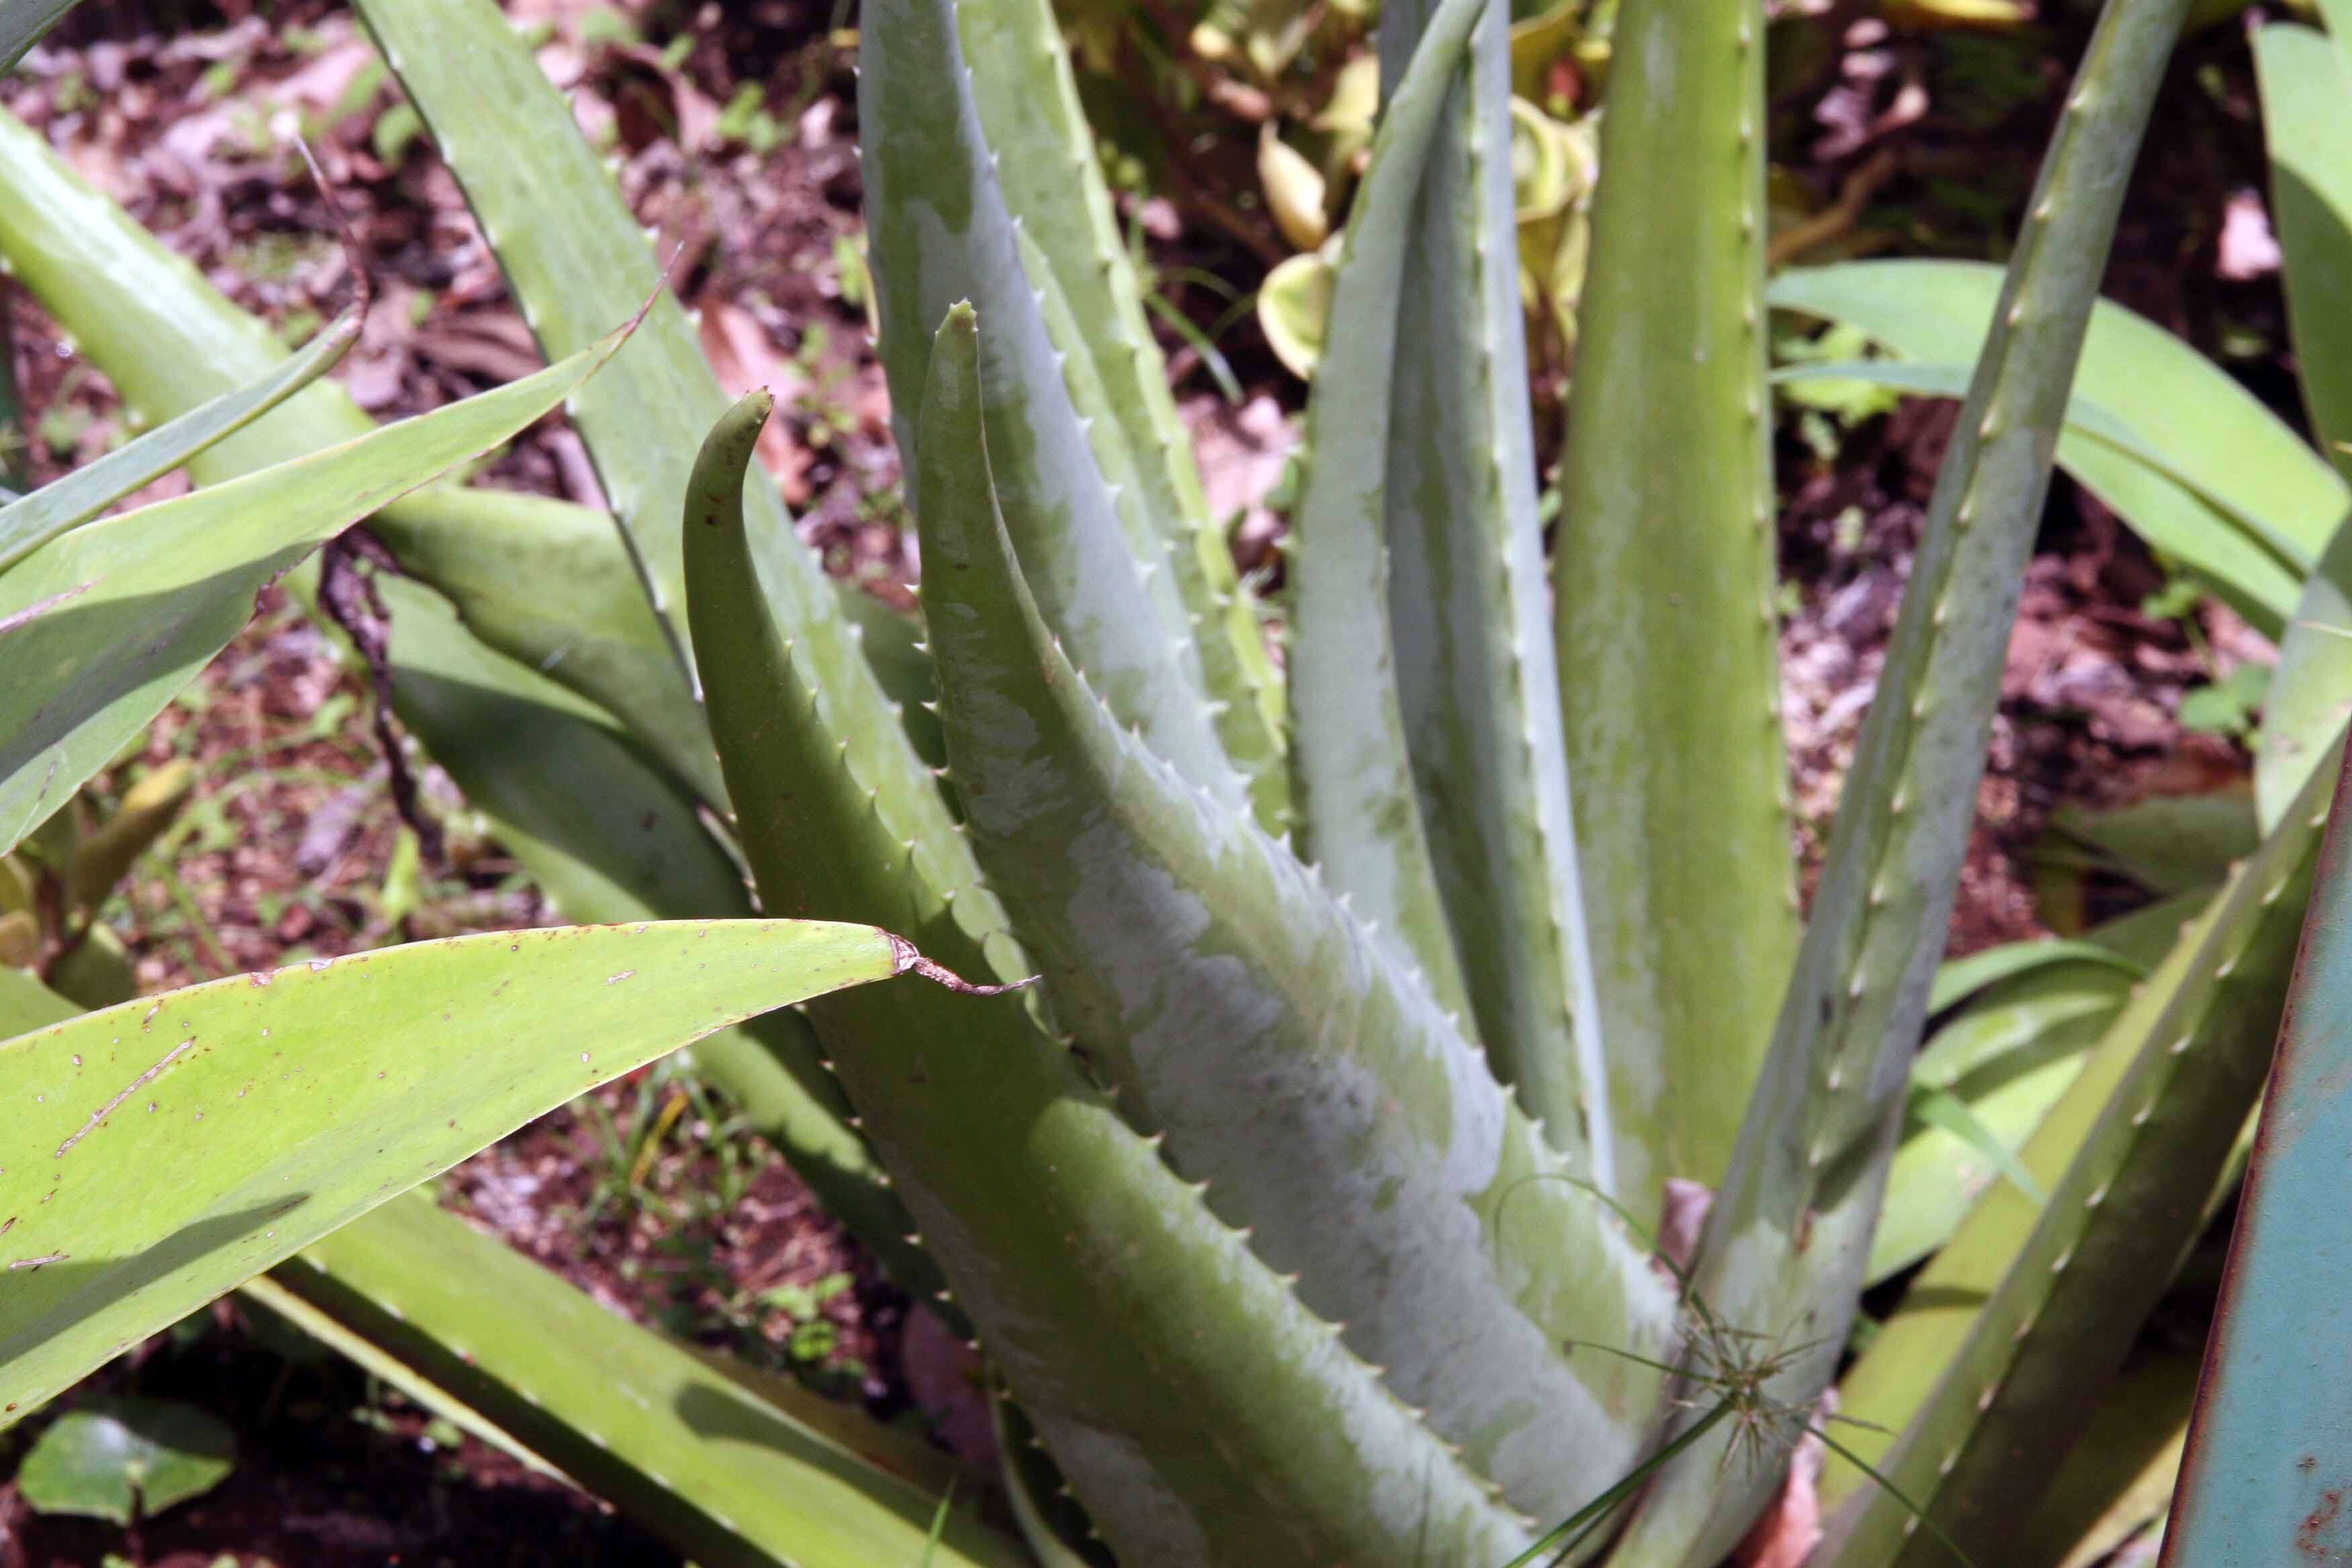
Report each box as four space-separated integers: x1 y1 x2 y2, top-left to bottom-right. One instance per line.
1816 754 2331 1566
2251 23 2352 832
1614 0 2198 1555
0 105 926 1303
1284 0 1486 1027
361 487 725 809
1875 897 2191 1283
0 0 79 72
266 1195 1027 1568
686 381 1539 1565
0 332 620 861
2256 19 2352 477
0 919 922 1425
911 305 1675 1522
956 0 1288 825
855 0 1241 810
0 303 358 575
1376 0 1609 1165
1767 261 2347 638
1550 0 1795 1222
2160 748 2352 1567
2012 1350 2198 1568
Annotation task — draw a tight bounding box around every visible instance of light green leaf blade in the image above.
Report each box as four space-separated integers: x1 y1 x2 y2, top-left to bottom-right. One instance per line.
1817 756 2330 1565
2251 23 2352 832
1551 0 1796 1224
1379 0 1609 1165
0 105 923 1303
685 379 1540 1563
15 1396 234 1523
0 329 622 861
1285 0 1486 1026
1767 260 2347 638
0 303 360 576
857 0 1243 810
268 1195 1028 1568
955 0 1289 825
0 918 920 1426
912 303 1674 1521
1616 0 2200 1555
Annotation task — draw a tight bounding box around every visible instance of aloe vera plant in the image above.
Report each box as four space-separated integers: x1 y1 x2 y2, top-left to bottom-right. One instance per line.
3 0 2331 1555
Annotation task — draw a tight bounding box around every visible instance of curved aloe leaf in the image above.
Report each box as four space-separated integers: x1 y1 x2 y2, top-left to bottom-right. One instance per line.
955 0 1288 826
856 0 1242 811
0 301 360 575
1375 0 1609 1165
2159 748 2352 1567
1767 260 2348 638
1818 755 2331 1565
911 304 1675 1520
0 330 623 861
265 1195 1027 1568
1550 0 1792 1222
1284 0 1486 1028
0 107 928 1302
2250 21 2352 833
0 0 80 72
2013 1350 2198 1568
1615 0 2198 1555
685 383 1538 1565
0 918 931 1425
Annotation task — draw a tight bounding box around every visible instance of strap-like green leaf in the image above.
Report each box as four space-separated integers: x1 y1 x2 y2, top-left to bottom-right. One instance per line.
0 919 923 1425
1817 756 2330 1565
0 304 359 576
0 0 81 72
1615 0 2198 1555
858 0 1244 810
912 303 1675 1522
957 0 1289 827
265 1196 1029 1568
0 328 622 861
0 107 925 1311
1377 0 1610 1168
1285 0 1487 1026
685 375 1540 1564
1769 261 2347 638
1550 0 1794 1224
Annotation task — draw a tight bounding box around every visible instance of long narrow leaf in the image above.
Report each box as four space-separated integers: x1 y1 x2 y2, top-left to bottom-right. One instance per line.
0 920 927 1424
911 304 1675 1521
1614 0 2199 1554
1284 0 1488 1024
1377 0 1610 1167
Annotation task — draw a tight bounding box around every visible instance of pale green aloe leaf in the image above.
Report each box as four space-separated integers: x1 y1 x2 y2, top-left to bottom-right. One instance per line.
0 109 927 1312
360 487 726 810
1377 0 1609 1167
0 329 623 861
0 0 79 72
0 302 360 576
912 303 1675 1524
2250 23 2352 832
266 1195 1029 1568
1614 0 2200 1555
1767 260 2348 639
0 918 926 1426
1816 755 2331 1565
2257 20 2352 476
1285 0 1487 1028
855 0 1244 812
1925 936 2150 1016
685 377 1540 1564
1875 898 2194 1284
955 0 1289 826
1550 0 1796 1226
